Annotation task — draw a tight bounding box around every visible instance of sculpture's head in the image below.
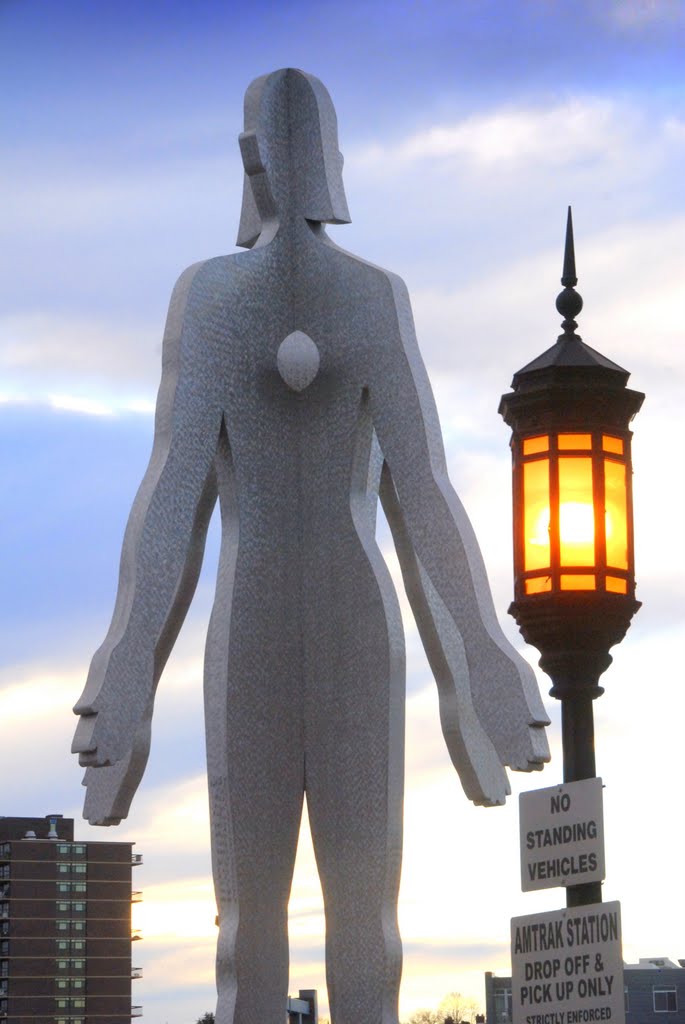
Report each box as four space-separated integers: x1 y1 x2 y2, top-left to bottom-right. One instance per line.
237 68 351 248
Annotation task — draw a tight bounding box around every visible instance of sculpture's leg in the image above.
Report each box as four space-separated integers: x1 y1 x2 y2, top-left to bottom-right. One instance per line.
205 591 304 1024
305 588 405 1024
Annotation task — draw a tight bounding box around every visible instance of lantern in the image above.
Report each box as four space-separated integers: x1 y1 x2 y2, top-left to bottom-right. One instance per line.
499 209 644 781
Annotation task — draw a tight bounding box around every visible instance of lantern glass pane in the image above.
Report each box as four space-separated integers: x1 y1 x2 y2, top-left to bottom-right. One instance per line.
558 457 595 566
604 459 629 569
602 435 624 454
560 574 596 590
525 576 552 595
523 459 550 571
523 435 549 455
606 576 627 594
558 433 592 450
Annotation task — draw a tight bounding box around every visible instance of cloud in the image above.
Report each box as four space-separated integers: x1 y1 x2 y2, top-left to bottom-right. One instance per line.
0 311 160 399
355 98 622 171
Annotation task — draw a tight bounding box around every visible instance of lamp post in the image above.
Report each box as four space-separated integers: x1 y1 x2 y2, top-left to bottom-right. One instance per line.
499 209 644 907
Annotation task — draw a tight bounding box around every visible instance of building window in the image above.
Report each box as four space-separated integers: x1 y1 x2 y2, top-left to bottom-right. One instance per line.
0 845 10 858
58 863 70 874
72 958 85 970
71 940 85 952
72 921 85 933
72 844 86 856
73 863 87 874
55 999 68 1010
654 989 678 1013
57 844 70 856
56 940 69 953
0 963 7 978
56 978 68 990
0 923 8 937
0 906 8 920
494 987 513 1024
73 883 87 894
72 902 86 913
71 997 86 1009
0 867 9 880
57 882 71 894
0 943 7 957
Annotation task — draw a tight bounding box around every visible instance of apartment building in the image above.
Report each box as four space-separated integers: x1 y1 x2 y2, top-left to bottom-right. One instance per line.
0 814 142 1024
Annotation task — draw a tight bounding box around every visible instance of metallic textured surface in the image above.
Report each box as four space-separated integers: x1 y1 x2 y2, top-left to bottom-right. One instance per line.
72 68 549 1024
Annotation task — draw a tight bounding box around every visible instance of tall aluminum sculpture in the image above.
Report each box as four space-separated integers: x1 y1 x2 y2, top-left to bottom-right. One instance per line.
72 69 550 1024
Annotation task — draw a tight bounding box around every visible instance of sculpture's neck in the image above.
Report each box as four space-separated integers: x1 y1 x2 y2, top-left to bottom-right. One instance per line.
252 206 327 251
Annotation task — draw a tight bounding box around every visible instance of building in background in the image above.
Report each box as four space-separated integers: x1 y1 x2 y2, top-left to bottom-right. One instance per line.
485 959 685 1024
287 989 318 1024
0 814 142 1024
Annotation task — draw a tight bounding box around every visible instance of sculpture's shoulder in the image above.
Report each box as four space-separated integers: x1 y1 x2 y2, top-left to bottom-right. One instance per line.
316 232 411 310
176 251 252 306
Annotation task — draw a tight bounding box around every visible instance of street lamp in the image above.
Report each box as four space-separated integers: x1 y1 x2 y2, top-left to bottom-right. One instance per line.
499 208 644 906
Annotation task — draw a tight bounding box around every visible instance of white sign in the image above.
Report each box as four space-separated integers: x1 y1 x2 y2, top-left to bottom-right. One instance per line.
511 901 624 1024
520 779 605 892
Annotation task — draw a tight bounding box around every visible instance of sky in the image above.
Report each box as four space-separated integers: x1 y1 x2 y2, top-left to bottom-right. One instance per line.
2 0 684 1020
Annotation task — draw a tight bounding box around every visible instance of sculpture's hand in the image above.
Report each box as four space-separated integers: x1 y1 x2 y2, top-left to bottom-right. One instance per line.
72 641 153 768
466 628 549 774
439 697 511 807
81 712 152 825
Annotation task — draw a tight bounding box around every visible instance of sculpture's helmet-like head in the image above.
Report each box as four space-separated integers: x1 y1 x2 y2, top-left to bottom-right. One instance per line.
237 68 351 248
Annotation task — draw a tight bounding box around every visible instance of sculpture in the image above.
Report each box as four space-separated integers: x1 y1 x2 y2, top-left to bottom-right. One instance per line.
72 68 550 1024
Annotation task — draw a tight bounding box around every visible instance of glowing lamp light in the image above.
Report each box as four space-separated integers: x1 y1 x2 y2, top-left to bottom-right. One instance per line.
515 428 633 599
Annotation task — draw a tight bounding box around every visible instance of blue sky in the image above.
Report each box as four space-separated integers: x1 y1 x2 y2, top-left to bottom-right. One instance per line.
2 1 684 1021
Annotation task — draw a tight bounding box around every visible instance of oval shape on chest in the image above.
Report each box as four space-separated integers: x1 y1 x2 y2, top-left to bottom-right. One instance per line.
277 331 320 392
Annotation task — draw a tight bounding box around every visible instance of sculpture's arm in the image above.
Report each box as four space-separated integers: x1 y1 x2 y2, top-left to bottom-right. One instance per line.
72 261 222 770
380 463 509 806
370 274 550 789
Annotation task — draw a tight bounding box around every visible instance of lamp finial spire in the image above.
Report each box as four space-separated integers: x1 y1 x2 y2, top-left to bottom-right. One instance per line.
556 206 583 338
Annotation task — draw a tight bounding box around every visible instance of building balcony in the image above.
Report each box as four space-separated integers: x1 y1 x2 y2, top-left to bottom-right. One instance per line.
131 1006 143 1017
131 890 143 903
132 967 143 980
132 853 143 866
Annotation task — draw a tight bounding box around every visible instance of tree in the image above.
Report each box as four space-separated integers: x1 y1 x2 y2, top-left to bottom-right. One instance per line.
406 1010 440 1024
438 992 481 1024
196 1014 215 1024
402 992 483 1024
